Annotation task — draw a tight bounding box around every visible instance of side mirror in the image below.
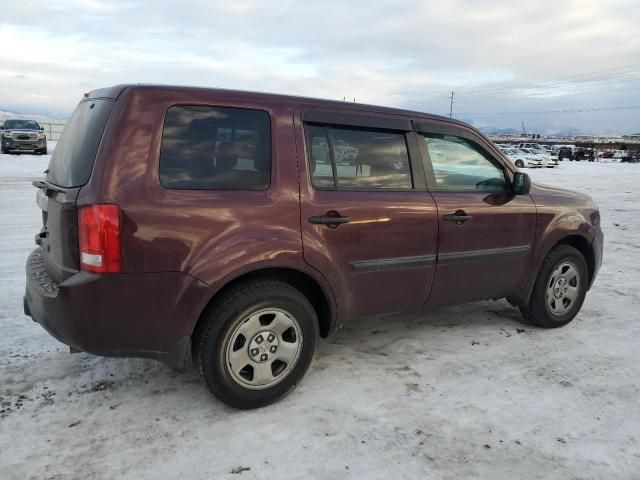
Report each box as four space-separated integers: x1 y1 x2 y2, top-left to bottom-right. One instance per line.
40 126 44 131
0 125 4 130
512 172 531 195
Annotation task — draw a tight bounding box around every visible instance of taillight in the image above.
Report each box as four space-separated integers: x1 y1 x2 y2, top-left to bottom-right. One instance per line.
78 204 121 273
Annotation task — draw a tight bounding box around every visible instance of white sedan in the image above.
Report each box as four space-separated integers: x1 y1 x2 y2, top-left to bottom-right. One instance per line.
519 148 559 168
499 147 544 168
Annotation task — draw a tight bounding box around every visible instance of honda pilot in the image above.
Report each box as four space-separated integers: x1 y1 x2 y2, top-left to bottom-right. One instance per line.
24 85 603 408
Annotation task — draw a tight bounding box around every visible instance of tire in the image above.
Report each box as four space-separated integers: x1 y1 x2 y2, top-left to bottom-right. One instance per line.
195 279 319 409
520 245 588 328
515 160 525 168
39 147 48 155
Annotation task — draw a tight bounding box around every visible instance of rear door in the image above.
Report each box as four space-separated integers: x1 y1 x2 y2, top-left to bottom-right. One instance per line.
414 119 537 307
36 95 117 283
296 109 438 318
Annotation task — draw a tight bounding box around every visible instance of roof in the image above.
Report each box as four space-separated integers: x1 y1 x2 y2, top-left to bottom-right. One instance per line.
90 83 472 129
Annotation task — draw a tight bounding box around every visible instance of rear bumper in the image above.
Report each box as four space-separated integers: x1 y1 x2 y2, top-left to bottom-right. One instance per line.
24 248 207 370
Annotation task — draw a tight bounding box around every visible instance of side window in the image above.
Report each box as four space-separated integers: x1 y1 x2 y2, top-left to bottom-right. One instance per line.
305 124 412 190
421 134 507 191
159 106 270 190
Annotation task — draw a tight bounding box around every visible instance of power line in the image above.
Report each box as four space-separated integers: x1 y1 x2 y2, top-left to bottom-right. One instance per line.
455 105 640 116
456 62 640 97
458 62 640 94
457 71 640 98
539 85 640 98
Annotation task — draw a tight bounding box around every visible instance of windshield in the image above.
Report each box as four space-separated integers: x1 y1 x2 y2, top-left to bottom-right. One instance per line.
4 119 40 130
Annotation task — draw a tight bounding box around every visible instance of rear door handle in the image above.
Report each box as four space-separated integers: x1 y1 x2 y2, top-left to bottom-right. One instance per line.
308 212 351 227
441 210 473 223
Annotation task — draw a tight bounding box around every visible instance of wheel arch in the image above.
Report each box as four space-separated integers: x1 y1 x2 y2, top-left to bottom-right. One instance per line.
555 235 596 287
190 266 336 352
511 232 596 307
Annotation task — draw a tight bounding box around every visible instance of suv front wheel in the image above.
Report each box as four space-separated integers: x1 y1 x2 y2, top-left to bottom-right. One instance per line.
195 279 319 409
520 245 588 328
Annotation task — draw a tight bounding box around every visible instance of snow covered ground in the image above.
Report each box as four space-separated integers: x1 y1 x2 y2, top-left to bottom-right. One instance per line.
1 153 639 479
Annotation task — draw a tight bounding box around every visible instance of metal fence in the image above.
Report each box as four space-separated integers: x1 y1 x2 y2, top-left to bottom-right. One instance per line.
40 122 67 141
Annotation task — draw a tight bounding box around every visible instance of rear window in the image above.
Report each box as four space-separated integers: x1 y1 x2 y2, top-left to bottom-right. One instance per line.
159 106 271 190
46 99 114 188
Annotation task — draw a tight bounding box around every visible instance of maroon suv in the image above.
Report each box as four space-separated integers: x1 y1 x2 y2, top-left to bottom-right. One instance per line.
24 85 603 408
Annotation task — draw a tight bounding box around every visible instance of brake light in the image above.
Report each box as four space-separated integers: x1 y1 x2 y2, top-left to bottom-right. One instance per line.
78 204 121 273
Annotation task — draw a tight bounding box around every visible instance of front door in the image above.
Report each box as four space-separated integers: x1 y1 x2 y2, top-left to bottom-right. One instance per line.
415 129 537 308
296 114 439 319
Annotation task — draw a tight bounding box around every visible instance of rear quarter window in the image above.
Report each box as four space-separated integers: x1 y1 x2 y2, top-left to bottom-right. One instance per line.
159 106 271 190
46 99 114 188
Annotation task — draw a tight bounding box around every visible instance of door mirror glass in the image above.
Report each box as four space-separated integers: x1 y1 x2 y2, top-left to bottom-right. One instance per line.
512 172 531 195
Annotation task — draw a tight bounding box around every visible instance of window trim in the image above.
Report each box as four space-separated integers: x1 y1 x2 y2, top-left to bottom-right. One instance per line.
158 104 273 192
303 122 419 192
303 109 412 131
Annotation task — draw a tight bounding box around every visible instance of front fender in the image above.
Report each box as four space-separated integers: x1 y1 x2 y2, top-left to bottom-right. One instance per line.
513 188 600 305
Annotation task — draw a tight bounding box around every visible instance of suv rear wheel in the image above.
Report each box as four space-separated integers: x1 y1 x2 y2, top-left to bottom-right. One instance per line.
195 279 319 409
520 245 588 328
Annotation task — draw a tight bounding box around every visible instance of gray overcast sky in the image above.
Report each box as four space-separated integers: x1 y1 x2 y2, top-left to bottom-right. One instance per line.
1 0 639 133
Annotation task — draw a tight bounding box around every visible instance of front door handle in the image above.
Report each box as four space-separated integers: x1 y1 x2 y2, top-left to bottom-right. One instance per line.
442 210 473 224
308 211 351 228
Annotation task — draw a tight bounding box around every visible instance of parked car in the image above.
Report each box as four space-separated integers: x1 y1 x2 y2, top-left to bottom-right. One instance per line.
498 146 543 168
518 143 559 161
558 146 573 161
519 147 559 167
620 152 640 163
1 119 47 155
24 85 603 408
573 147 595 162
517 142 546 150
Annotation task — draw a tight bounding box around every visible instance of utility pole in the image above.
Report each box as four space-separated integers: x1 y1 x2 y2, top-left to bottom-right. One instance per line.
449 91 454 118
521 121 527 136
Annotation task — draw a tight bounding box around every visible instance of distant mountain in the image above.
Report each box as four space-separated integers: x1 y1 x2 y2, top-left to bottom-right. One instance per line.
543 127 584 137
477 127 521 135
0 110 66 124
